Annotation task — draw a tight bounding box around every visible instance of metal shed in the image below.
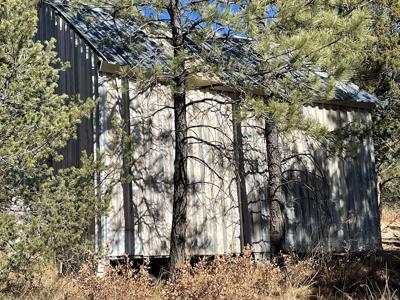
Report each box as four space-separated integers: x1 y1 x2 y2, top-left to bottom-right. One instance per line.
36 1 382 260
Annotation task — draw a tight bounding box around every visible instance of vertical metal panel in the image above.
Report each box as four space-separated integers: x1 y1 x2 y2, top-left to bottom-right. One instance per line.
128 84 175 256
365 111 382 247
100 84 243 257
100 78 127 256
283 104 381 253
100 82 381 257
185 90 242 256
36 3 99 170
97 78 109 254
78 43 87 165
240 117 270 257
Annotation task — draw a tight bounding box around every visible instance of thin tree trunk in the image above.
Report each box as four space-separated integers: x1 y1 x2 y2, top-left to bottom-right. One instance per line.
169 1 188 276
121 79 134 254
265 115 285 254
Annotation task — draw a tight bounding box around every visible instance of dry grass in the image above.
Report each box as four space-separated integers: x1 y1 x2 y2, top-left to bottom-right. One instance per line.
3 249 399 300
2 209 400 300
381 209 400 226
381 208 400 251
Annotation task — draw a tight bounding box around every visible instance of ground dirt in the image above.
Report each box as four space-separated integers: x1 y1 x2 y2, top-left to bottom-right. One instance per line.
381 208 400 251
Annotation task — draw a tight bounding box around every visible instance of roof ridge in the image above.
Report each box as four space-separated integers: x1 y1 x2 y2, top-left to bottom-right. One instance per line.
44 0 109 62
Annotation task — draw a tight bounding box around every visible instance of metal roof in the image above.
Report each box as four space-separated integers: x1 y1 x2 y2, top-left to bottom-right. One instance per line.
47 1 170 68
45 1 383 106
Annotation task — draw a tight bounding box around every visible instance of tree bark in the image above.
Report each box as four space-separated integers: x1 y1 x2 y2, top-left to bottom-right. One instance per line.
169 86 188 275
121 79 134 254
265 115 285 254
169 0 188 276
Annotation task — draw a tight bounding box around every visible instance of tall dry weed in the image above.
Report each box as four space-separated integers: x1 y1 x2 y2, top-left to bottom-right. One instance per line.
5 250 399 300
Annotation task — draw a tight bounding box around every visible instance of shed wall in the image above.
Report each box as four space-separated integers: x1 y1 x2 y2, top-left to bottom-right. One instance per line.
283 105 381 252
36 3 99 169
99 79 381 257
98 80 246 257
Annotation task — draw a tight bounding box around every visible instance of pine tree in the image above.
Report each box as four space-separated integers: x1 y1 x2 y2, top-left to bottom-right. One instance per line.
0 0 109 288
356 0 400 208
236 0 374 253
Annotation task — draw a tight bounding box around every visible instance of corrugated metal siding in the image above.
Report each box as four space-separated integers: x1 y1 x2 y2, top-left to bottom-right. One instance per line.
185 90 241 256
283 105 381 252
99 79 380 257
99 83 244 257
36 3 99 169
239 117 270 256
129 84 174 256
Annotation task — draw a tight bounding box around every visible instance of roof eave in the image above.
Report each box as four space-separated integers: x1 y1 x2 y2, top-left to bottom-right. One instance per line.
97 64 377 109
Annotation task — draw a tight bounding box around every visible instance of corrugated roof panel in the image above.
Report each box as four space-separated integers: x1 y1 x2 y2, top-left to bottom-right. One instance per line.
48 2 170 68
45 1 382 106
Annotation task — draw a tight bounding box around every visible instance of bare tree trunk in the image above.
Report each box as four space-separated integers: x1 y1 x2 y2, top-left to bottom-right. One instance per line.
121 79 134 254
265 116 285 254
169 1 188 276
169 86 188 275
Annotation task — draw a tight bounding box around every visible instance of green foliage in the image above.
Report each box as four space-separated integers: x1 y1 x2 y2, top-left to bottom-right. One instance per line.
240 0 373 138
72 0 247 86
0 0 109 289
355 0 400 207
71 0 373 140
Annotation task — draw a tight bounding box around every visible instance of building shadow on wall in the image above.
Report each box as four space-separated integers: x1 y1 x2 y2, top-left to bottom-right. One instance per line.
282 105 381 253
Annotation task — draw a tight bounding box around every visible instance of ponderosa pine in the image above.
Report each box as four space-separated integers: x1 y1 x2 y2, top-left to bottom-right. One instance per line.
0 0 109 288
239 0 373 252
